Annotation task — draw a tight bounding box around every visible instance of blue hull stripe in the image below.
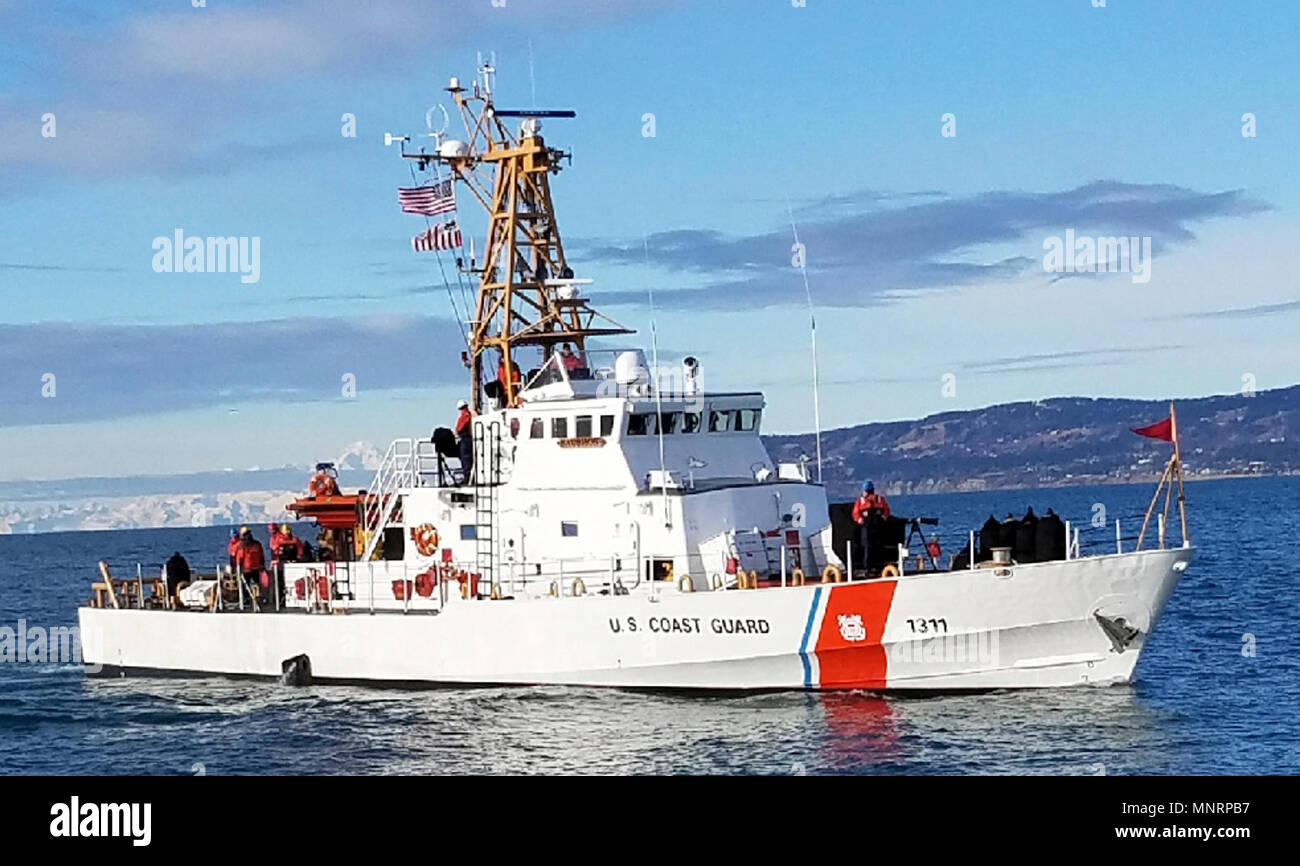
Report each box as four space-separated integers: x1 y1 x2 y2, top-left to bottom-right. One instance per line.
799 586 823 688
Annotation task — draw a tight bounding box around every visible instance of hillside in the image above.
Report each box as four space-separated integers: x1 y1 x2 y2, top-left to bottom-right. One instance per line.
764 385 1300 498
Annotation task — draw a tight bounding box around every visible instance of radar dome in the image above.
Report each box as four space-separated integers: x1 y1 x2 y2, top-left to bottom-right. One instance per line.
439 139 470 158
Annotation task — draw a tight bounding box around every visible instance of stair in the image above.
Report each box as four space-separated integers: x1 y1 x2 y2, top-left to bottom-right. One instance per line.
360 439 415 562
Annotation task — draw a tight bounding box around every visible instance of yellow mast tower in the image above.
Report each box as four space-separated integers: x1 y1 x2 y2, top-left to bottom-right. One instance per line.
401 60 631 412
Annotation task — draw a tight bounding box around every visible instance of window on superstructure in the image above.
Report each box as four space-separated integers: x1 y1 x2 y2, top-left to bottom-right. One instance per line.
552 417 568 438
460 525 477 540
530 418 544 439
682 412 701 433
628 413 655 436
658 412 678 434
561 521 579 537
600 415 615 437
735 409 760 431
575 415 593 438
709 410 732 432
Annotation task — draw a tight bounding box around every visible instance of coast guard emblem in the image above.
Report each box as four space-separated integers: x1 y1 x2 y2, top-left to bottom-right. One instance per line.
837 614 866 642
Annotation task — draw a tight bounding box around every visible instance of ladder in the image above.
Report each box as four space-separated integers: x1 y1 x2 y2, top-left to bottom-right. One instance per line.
360 439 415 562
473 421 501 597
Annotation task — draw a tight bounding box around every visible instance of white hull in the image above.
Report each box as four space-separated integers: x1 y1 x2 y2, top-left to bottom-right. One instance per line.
79 547 1191 691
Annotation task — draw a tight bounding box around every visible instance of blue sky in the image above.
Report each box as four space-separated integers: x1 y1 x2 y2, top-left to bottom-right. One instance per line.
1 0 1297 481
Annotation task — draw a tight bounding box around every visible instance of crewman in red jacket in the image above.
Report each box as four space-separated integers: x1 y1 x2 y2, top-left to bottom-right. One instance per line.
270 524 305 561
454 399 474 484
852 481 890 575
496 355 522 407
268 524 304 608
227 529 241 570
234 526 266 592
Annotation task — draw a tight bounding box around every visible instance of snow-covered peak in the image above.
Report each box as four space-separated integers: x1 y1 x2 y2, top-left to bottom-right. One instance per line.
335 441 384 472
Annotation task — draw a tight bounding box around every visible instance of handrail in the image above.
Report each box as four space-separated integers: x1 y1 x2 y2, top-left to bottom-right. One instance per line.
361 438 415 561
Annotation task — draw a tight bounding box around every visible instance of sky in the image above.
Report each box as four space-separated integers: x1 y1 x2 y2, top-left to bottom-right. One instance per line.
1 0 1297 481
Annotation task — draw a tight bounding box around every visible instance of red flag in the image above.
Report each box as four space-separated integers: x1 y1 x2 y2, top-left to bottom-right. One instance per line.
1131 416 1174 442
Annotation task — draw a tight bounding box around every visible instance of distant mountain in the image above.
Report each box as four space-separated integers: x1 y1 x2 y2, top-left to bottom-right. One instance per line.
0 466 375 534
764 384 1300 499
335 441 384 472
0 489 298 535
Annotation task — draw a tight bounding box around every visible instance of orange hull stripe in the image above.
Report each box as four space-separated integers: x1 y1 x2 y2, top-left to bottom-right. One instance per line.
813 580 897 689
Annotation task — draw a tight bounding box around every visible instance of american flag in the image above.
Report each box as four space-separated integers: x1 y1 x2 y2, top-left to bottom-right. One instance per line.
412 221 462 252
398 178 455 216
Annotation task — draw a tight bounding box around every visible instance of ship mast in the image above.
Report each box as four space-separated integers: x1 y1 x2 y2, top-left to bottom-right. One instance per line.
404 61 632 412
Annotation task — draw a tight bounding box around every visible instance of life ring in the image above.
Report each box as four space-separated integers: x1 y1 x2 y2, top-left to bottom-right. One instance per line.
745 569 760 590
490 583 502 600
880 564 901 578
821 564 844 584
710 574 723 591
572 578 586 597
548 581 559 598
678 575 694 593
791 567 805 587
409 523 440 557
308 473 337 497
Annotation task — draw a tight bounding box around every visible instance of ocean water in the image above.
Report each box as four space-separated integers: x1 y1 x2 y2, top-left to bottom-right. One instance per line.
1 477 1297 775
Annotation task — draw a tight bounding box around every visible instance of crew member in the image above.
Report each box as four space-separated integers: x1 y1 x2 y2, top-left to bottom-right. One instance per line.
234 526 266 597
559 343 582 373
454 399 474 484
227 529 240 570
268 524 304 607
852 481 891 574
496 354 522 406
270 524 305 562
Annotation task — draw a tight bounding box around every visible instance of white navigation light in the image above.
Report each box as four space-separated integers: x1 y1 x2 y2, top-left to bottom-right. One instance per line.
439 139 470 158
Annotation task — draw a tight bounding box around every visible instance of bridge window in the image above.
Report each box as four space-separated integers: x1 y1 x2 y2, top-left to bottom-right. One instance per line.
552 417 568 438
530 418 544 439
709 410 732 432
627 413 655 436
600 414 615 436
682 412 701 433
658 412 678 434
575 415 592 438
736 408 760 431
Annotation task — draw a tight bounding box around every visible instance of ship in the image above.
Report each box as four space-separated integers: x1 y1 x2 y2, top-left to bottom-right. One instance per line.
78 64 1194 690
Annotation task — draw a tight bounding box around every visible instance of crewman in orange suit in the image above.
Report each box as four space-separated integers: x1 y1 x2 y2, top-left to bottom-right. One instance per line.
454 399 474 484
852 481 890 575
269 524 305 562
234 526 266 591
497 354 522 406
227 529 241 570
